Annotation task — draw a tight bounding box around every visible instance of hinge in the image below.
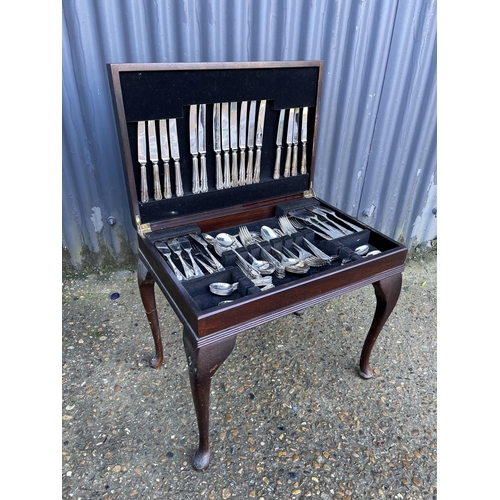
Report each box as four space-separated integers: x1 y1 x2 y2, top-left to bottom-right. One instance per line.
304 187 316 198
135 215 151 236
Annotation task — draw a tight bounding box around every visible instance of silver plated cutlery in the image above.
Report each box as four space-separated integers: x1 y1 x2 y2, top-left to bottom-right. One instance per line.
159 119 172 198
239 101 248 186
148 120 162 200
301 107 308 174
137 121 149 203
213 103 224 190
246 101 257 185
189 105 201 194
253 100 266 183
283 108 294 177
274 109 285 179
230 101 239 187
168 119 183 197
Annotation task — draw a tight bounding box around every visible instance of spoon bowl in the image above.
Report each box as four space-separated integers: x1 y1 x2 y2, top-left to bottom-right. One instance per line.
209 282 239 296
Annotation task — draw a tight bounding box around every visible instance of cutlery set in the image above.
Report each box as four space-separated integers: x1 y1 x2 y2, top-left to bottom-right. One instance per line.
155 208 379 297
137 103 309 203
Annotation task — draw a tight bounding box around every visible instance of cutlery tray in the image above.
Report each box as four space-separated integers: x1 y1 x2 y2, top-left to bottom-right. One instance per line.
108 61 408 471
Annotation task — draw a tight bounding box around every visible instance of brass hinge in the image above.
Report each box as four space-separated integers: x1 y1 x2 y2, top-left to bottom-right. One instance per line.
304 188 315 198
135 215 151 236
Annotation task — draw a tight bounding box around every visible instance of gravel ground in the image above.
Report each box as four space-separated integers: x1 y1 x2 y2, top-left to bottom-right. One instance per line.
62 249 437 500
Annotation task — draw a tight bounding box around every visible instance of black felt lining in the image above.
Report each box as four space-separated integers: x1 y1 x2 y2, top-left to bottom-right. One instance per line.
119 66 319 224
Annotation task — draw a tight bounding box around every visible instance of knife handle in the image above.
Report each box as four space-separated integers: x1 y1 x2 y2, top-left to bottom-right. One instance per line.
192 156 200 194
223 151 231 189
301 142 307 174
239 150 246 186
215 152 223 190
273 146 282 179
174 160 184 197
253 147 262 183
153 162 162 200
140 164 149 203
231 150 238 187
200 154 208 193
246 149 254 185
163 161 172 198
291 144 298 176
284 145 292 177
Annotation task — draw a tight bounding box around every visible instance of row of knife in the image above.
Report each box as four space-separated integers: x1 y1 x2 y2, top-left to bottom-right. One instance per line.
137 102 309 203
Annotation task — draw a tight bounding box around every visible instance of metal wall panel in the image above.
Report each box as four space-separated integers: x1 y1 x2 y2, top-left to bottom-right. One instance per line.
62 0 437 271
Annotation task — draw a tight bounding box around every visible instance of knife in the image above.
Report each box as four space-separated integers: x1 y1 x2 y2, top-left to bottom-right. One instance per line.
148 120 162 200
213 103 223 190
246 100 257 185
159 119 172 198
273 109 285 179
283 108 294 178
238 101 248 186
169 118 183 197
198 104 208 192
137 121 149 203
221 102 231 189
230 101 239 187
253 100 267 183
189 104 200 194
301 107 308 174
291 107 300 176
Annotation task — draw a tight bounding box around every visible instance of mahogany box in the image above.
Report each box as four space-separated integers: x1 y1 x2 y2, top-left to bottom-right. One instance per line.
107 61 407 470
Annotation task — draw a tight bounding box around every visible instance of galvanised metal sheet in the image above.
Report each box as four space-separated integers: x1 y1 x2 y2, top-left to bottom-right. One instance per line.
62 0 436 271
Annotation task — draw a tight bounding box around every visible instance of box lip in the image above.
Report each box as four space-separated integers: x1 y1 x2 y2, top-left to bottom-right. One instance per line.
107 60 324 231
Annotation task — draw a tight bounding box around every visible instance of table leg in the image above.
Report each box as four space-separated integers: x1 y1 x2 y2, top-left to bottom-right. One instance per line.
183 330 236 470
137 260 164 369
359 272 402 379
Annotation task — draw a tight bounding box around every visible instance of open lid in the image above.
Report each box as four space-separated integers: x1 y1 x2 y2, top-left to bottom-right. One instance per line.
108 61 323 231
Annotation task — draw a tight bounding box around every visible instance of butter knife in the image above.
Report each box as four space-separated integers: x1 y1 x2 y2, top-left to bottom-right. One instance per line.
273 109 285 179
291 107 300 176
159 119 172 198
283 108 294 178
238 101 248 186
169 118 183 197
189 104 200 194
148 120 162 200
230 101 239 187
137 121 149 203
253 100 266 183
246 100 257 185
198 104 208 192
221 102 231 189
213 103 223 190
301 107 308 174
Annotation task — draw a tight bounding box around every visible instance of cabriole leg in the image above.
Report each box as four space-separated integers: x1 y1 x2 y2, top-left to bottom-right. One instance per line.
359 272 402 379
137 260 164 369
183 330 236 470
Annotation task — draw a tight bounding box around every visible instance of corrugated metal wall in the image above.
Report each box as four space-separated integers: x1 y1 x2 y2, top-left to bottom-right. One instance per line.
62 0 437 272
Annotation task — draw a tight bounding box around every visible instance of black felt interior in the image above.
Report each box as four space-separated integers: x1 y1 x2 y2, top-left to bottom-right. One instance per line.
118 65 320 223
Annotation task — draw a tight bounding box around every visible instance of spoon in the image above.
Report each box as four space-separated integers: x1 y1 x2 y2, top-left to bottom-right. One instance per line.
216 233 261 279
260 226 310 274
209 282 239 296
354 244 370 256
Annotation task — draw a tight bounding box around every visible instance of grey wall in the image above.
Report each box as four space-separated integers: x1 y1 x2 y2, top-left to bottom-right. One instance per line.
62 0 437 272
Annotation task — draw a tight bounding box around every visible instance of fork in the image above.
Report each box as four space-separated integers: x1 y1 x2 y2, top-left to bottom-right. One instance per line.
238 226 285 278
307 207 351 235
280 215 333 241
178 237 205 278
167 238 195 279
281 216 336 262
288 209 344 239
154 241 186 281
